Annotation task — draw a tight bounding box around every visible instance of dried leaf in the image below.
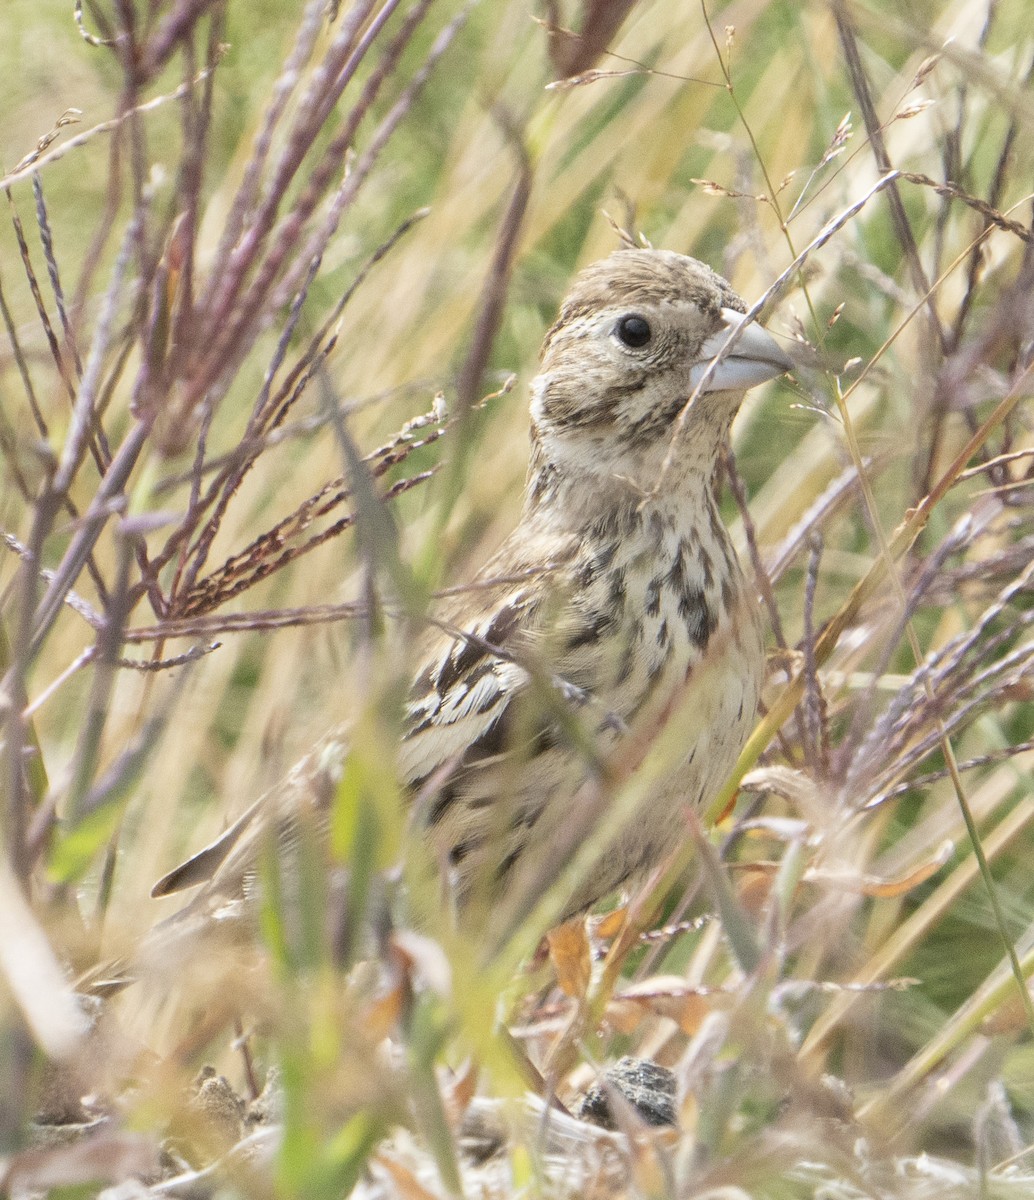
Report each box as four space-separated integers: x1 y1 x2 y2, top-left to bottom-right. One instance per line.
446 1058 479 1118
547 918 592 999
736 867 775 915
613 976 730 1035
364 977 406 1040
806 841 954 898
592 906 629 940
374 1151 442 1200
605 997 647 1033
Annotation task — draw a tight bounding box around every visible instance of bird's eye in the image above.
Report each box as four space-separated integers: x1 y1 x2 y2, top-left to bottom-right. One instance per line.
615 314 652 348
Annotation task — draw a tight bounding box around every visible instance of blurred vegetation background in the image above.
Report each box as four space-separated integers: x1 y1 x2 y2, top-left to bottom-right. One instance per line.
1 0 1033 1196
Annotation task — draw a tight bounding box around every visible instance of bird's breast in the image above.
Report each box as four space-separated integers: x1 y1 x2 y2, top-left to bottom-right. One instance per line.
568 498 762 727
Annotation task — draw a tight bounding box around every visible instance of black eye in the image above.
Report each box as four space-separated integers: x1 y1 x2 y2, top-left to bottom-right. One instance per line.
615 314 652 348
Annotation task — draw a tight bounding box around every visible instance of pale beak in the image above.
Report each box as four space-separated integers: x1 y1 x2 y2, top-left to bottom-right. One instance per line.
688 307 793 393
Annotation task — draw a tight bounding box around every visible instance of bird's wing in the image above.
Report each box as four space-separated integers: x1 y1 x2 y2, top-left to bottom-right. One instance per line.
149 524 586 902
397 523 587 795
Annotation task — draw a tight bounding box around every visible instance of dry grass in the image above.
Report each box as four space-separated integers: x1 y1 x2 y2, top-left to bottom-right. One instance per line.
1 0 1034 1196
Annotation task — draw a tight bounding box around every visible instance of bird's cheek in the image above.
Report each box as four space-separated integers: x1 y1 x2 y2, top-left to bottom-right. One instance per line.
528 376 551 427
531 372 599 433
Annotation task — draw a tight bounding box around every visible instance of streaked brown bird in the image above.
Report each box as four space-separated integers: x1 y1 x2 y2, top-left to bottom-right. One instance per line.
151 248 791 941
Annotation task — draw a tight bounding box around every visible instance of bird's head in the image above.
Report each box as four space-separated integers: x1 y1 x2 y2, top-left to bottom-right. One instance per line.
529 249 792 489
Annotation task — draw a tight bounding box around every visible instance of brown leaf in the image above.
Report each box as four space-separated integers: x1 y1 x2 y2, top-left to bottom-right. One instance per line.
374 1152 442 1200
446 1058 479 1118
806 841 953 898
592 905 628 940
547 918 592 999
364 974 406 1041
604 997 647 1033
614 976 730 1034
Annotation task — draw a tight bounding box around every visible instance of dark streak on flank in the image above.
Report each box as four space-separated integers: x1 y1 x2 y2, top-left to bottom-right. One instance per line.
679 586 717 649
566 610 615 651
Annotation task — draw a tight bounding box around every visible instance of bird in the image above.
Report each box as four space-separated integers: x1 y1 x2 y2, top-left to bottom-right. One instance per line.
149 247 792 945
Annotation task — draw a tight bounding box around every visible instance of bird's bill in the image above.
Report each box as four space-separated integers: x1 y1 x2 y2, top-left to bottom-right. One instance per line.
688 307 793 393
